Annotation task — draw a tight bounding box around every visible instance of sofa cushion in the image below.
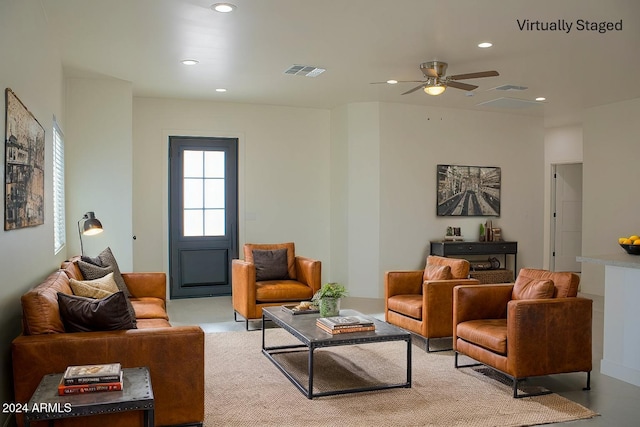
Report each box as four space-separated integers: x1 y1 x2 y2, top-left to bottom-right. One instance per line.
130 297 169 320
457 319 507 355
253 248 290 281
426 256 470 279
57 291 137 332
512 276 555 300
388 294 422 320
423 264 452 282
21 271 71 335
69 272 119 299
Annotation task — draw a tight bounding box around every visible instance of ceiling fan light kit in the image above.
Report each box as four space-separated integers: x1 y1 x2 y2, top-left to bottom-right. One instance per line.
424 84 446 96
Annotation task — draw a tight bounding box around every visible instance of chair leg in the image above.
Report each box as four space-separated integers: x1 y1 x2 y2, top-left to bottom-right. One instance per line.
584 371 591 391
233 311 262 331
426 337 453 353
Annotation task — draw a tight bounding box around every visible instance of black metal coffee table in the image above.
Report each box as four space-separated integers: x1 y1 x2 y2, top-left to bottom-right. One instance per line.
262 307 411 399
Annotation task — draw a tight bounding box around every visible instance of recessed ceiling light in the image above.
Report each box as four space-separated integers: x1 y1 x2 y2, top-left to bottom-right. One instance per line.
215 88 227 92
478 42 493 48
211 3 236 13
536 97 546 101
387 80 398 84
181 59 199 65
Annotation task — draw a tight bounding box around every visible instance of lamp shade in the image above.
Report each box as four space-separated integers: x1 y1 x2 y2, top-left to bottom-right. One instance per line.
78 212 103 255
424 85 446 96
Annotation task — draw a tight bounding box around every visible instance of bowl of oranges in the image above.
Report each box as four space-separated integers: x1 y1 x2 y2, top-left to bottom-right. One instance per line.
619 235 640 255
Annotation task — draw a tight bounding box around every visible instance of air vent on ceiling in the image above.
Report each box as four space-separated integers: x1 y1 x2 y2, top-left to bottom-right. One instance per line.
492 84 528 91
284 64 326 77
477 97 542 109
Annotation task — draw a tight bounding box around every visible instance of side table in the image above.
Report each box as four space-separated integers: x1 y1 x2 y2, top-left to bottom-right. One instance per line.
24 366 154 427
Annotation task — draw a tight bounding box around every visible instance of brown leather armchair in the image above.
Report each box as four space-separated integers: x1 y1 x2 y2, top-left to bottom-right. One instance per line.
385 256 480 351
232 242 321 329
453 268 592 398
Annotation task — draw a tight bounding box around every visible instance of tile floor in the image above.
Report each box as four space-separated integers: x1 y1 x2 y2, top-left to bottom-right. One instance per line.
167 293 640 427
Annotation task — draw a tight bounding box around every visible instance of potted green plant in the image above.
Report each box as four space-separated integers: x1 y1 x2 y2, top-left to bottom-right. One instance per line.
312 283 348 317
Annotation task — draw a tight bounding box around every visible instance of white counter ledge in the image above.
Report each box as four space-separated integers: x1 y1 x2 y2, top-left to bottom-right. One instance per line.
577 253 640 269
578 253 640 387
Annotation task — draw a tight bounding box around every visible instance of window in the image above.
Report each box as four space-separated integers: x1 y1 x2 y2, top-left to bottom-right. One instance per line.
183 150 226 236
53 119 66 254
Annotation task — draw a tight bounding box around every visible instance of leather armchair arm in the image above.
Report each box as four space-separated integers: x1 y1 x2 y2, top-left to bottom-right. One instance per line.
295 256 322 293
122 272 166 300
385 270 424 298
232 259 256 317
507 297 593 377
424 278 480 314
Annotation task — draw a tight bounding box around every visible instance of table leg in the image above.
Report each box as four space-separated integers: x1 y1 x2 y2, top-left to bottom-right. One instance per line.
308 346 315 399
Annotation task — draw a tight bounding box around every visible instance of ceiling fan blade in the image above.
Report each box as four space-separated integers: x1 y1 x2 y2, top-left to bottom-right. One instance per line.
370 80 426 84
449 70 499 80
447 81 478 91
401 84 426 95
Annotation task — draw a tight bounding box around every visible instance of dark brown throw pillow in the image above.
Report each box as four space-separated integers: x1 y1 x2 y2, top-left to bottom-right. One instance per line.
57 292 137 332
253 248 290 281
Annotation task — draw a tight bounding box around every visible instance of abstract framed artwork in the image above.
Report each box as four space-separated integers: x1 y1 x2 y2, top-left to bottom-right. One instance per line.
5 88 45 230
437 164 501 217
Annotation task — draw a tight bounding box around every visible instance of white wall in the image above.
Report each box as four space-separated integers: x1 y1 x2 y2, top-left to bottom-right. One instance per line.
581 98 640 295
331 102 545 298
0 1 64 422
378 103 545 294
65 78 134 270
543 125 583 269
132 98 331 289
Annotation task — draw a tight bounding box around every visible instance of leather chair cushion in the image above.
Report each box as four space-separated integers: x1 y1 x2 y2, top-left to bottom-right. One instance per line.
426 255 470 279
423 264 452 282
457 319 507 355
256 280 314 302
517 268 580 298
387 294 422 320
512 276 555 300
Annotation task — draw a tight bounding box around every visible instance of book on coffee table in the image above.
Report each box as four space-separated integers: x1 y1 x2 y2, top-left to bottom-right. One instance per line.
62 363 122 385
316 315 375 334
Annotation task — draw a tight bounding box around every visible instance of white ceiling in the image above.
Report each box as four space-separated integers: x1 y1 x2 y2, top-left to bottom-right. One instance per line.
41 0 640 128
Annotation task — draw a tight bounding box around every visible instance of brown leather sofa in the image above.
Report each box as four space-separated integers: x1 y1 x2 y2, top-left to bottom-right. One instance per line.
385 256 480 351
232 242 321 329
11 257 204 427
453 268 592 398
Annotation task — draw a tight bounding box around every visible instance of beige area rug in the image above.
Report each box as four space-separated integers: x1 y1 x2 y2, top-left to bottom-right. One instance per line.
204 329 597 427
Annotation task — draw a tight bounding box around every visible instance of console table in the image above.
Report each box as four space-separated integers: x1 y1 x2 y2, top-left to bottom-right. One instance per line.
430 241 518 279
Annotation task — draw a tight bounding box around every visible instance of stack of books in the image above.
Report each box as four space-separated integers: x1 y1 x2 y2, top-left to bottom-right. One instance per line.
316 315 375 334
58 363 123 395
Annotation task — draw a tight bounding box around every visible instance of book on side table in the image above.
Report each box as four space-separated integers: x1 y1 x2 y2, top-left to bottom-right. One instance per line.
59 363 123 395
316 315 375 334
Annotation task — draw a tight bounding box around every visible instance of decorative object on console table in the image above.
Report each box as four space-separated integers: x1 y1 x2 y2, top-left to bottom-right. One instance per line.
312 282 348 317
430 240 517 280
436 164 501 217
77 211 104 256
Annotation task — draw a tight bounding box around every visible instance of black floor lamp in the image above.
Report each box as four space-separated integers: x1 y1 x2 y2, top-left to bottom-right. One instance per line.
77 212 103 256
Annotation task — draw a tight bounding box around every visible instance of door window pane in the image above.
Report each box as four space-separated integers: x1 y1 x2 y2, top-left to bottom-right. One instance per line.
183 149 226 237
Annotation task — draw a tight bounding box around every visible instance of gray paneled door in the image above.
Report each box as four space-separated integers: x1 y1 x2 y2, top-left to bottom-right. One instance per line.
169 136 238 298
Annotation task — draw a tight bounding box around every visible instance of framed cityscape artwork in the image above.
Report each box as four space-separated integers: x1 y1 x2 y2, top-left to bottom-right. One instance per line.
437 164 501 217
5 88 45 230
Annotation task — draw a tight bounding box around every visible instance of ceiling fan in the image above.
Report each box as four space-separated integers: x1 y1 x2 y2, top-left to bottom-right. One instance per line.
372 60 499 96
